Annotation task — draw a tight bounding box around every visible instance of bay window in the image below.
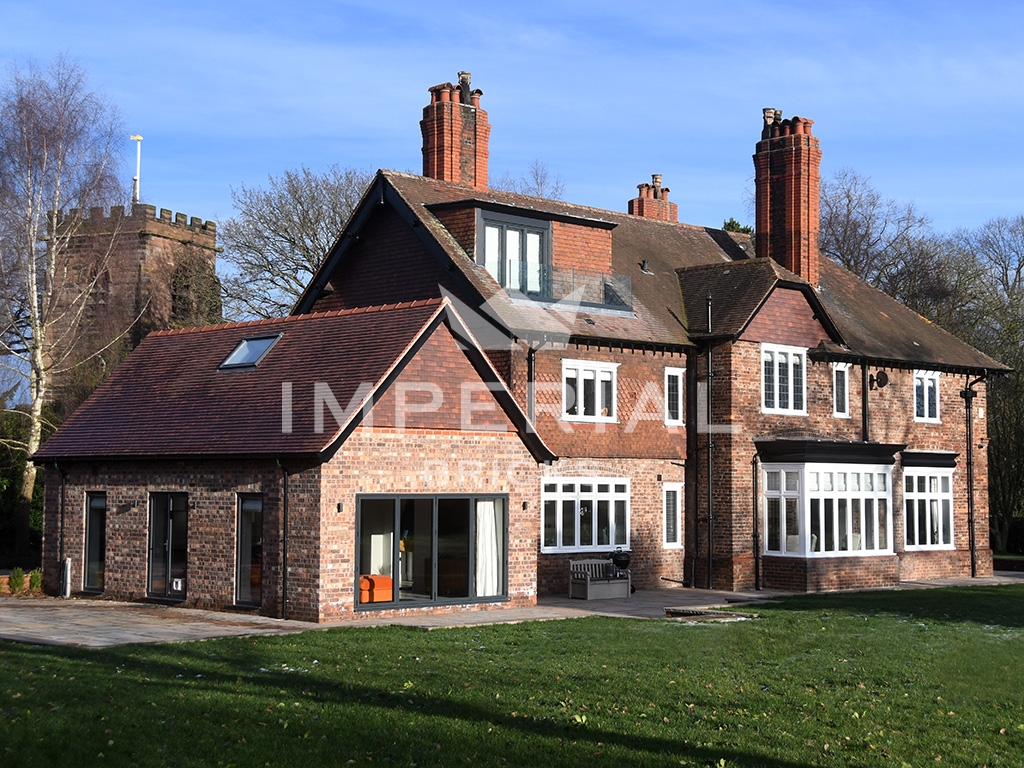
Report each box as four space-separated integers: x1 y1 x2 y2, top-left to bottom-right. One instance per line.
762 464 894 556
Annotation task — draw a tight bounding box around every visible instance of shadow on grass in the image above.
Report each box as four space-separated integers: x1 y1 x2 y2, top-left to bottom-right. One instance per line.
1 636 825 768
756 583 1024 628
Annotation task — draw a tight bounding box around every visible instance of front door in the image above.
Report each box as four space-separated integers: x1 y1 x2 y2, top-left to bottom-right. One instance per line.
148 493 188 599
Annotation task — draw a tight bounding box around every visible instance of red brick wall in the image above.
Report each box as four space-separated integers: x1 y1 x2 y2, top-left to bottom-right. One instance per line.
308 207 456 313
740 287 831 348
524 342 688 460
41 459 296 615
434 208 477 256
536 456 687 595
691 336 992 592
551 221 613 275
320 427 541 620
370 322 515 433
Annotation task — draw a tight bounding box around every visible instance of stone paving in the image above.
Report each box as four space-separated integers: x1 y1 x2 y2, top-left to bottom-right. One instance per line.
1 572 1021 648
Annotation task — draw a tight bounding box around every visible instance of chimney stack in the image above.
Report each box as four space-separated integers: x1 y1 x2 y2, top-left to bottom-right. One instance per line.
420 71 490 190
628 173 679 222
753 109 822 287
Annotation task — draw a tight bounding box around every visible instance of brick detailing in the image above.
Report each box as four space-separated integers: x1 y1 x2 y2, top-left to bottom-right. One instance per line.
627 174 679 223
320 427 541 621
754 110 822 286
739 287 831 348
420 72 490 191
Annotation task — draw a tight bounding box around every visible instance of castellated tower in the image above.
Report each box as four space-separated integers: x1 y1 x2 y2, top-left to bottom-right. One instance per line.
52 203 222 414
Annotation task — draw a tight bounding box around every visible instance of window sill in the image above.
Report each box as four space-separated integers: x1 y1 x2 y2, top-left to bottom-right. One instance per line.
761 409 809 416
541 546 630 555
561 416 619 425
763 550 895 558
903 544 956 552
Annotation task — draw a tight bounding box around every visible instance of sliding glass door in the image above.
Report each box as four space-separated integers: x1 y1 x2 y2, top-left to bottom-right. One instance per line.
356 495 506 607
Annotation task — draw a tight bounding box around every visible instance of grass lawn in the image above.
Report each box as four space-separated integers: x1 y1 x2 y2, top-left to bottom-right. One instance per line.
2 585 1024 767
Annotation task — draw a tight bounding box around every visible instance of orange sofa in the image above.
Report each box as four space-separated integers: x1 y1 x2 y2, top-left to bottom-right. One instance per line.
359 574 394 603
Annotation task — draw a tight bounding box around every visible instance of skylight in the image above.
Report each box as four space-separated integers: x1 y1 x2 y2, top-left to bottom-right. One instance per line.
219 333 282 370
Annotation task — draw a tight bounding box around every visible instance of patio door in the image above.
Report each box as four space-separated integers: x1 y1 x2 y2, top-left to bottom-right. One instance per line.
149 493 188 599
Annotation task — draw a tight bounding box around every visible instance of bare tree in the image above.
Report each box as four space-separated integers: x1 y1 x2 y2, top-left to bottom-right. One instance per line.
493 158 566 200
0 56 125 559
219 165 372 320
961 216 1024 550
820 168 931 285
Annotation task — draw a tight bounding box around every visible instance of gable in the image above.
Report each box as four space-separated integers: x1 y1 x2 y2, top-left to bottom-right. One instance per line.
308 205 459 314
367 321 514 433
739 286 832 347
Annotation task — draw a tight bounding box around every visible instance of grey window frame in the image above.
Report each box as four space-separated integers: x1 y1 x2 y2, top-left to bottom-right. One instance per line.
476 210 551 299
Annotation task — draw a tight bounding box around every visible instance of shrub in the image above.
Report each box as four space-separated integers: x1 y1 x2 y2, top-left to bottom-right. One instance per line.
8 566 24 594
29 567 42 591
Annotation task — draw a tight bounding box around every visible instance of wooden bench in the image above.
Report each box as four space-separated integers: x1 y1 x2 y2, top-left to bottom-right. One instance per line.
568 558 631 600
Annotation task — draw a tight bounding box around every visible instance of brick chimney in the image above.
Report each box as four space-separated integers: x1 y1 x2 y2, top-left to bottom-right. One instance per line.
420 71 490 190
628 174 679 222
753 108 822 286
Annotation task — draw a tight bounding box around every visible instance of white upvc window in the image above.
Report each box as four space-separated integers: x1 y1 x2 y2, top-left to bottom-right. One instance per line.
541 478 629 553
904 470 954 549
664 367 685 426
914 371 940 423
763 464 894 557
762 344 806 415
663 483 683 548
833 363 850 418
562 359 618 423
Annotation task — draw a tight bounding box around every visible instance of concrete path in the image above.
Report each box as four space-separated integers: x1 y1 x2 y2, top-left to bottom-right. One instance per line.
1 573 1021 648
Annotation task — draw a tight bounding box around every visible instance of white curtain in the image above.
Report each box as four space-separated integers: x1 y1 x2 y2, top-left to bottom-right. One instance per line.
475 500 501 596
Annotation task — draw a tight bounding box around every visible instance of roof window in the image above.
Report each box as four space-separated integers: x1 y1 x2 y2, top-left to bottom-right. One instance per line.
219 333 282 370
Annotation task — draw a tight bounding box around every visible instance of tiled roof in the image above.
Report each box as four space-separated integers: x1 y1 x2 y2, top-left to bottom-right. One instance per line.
299 170 1004 373
35 300 555 461
299 171 749 348
815 258 1007 372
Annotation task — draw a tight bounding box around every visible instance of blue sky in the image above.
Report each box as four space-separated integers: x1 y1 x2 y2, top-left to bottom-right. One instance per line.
3 1 1023 235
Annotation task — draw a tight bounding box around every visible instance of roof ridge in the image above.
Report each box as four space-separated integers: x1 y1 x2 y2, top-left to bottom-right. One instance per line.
147 298 447 338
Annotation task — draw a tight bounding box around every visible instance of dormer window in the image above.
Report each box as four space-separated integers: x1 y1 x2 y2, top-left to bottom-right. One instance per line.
477 211 550 298
220 333 282 370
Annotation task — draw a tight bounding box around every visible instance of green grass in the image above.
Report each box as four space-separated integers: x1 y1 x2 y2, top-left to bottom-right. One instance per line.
3 585 1024 767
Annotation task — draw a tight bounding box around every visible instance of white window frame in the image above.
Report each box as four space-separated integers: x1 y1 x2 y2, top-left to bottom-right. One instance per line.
762 463 894 557
833 363 850 418
903 469 954 550
914 370 940 423
562 359 619 423
664 366 685 426
663 482 683 549
761 343 807 415
541 478 629 553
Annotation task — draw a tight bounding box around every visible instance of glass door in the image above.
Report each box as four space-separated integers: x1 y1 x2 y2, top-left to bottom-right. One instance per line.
84 493 106 591
236 495 263 605
149 493 188 599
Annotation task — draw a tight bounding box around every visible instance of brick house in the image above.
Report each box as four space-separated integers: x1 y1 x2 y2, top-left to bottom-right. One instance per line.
292 74 1006 594
37 73 1006 621
37 300 554 621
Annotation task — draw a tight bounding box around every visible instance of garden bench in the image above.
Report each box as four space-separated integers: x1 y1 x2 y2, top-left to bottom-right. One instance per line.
568 558 630 600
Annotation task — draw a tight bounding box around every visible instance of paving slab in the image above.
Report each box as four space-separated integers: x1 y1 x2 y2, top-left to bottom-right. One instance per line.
1 573 1021 648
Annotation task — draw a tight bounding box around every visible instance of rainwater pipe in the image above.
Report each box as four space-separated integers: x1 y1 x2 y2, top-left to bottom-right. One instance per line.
705 290 714 590
960 374 986 578
278 458 290 620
